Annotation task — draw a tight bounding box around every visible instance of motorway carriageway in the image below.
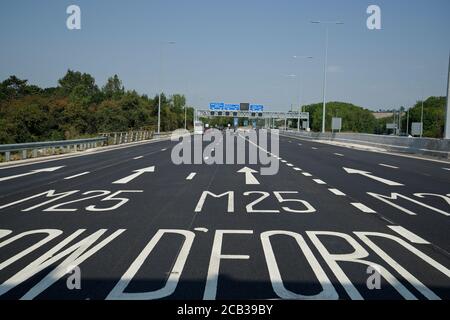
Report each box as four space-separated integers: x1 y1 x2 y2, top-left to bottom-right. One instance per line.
0 131 449 300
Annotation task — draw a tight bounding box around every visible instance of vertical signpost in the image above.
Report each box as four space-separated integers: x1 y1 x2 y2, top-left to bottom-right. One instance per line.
331 117 342 133
411 122 423 137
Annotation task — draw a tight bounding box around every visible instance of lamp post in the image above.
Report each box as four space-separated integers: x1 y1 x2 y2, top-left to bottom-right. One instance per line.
292 55 313 131
157 41 176 134
310 21 343 133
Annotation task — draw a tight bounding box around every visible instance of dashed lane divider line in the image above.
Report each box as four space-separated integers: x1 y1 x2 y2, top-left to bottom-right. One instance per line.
388 226 430 244
351 202 376 213
186 172 197 180
328 188 346 196
379 163 399 169
64 171 90 180
279 154 436 248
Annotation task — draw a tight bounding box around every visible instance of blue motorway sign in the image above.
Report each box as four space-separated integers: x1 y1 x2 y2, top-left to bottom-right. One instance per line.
250 104 264 111
224 104 240 111
209 102 225 110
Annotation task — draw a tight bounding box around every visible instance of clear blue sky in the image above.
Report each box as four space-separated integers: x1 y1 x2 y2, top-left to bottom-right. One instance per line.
0 0 449 111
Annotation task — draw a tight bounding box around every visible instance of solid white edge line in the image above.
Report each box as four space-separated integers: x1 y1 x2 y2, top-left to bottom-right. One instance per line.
388 226 430 244
278 132 450 165
0 136 174 170
351 203 376 213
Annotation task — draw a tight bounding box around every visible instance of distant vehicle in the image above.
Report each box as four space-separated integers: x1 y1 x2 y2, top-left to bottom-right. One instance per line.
194 121 204 135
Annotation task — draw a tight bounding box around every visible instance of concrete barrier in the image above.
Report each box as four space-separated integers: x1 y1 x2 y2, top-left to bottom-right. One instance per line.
280 130 450 159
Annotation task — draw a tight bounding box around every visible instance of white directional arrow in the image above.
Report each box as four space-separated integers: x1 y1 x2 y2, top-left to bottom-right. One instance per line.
343 167 404 186
113 166 155 184
238 167 260 185
0 166 65 182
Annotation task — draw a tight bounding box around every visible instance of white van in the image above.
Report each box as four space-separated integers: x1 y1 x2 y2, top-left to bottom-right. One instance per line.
194 121 204 135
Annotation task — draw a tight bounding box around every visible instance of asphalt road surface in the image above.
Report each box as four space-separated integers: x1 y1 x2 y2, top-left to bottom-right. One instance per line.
0 130 449 300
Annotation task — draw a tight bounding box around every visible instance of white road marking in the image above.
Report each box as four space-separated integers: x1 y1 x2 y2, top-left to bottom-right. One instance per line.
351 203 376 213
237 167 260 185
443 168 450 171
388 226 430 244
312 147 318 150
343 167 404 186
293 167 302 171
113 166 155 184
334 153 344 157
133 156 144 160
194 227 208 233
0 166 65 182
161 148 167 151
298 143 302 146
64 172 90 180
286 163 294 167
302 172 312 177
281 160 287 163
313 179 326 185
186 172 197 180
379 163 399 169
328 188 346 196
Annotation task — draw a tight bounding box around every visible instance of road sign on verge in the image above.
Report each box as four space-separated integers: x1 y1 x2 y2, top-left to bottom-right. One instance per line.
411 122 423 136
332 117 342 131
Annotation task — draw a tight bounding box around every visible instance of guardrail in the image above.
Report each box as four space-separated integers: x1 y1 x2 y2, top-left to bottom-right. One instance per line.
280 130 450 159
0 130 172 163
99 130 154 145
0 137 107 162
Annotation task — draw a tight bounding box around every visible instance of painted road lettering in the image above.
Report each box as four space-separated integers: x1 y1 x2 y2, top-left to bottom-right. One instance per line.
195 191 316 214
0 228 448 300
368 192 450 216
0 190 143 212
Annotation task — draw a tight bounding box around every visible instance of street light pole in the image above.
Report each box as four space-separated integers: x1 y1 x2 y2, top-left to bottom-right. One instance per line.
406 108 410 136
292 55 313 131
420 97 424 138
311 21 343 133
322 26 329 133
184 105 187 130
157 41 176 135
